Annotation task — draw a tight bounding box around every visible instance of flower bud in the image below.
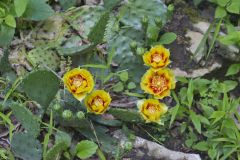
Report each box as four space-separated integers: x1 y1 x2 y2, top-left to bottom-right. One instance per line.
154 17 162 28
62 110 73 119
76 111 85 119
53 103 61 111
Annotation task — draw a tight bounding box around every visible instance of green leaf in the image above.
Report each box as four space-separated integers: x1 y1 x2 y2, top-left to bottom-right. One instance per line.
169 104 179 127
187 79 194 108
158 32 177 45
4 15 16 28
127 82 136 89
190 111 201 134
226 63 240 76
88 11 110 44
218 31 240 46
24 0 54 21
119 71 128 82
222 80 238 92
22 69 60 108
215 7 227 18
210 111 225 124
217 0 229 7
193 141 209 151
226 0 240 14
81 64 108 69
75 140 98 159
14 0 29 17
113 82 124 92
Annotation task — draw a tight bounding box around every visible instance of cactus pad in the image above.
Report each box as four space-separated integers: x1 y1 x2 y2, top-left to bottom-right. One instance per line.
11 103 40 137
22 69 60 109
11 132 42 160
27 48 60 71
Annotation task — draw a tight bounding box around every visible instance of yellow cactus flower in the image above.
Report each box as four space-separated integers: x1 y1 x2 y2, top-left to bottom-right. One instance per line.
85 90 111 114
143 45 170 69
138 99 168 123
63 68 94 101
140 68 175 99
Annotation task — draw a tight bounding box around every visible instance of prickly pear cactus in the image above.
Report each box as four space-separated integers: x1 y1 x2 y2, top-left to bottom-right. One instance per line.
65 6 104 38
121 0 168 29
27 48 60 71
22 69 60 109
108 108 143 123
11 132 42 160
11 103 40 137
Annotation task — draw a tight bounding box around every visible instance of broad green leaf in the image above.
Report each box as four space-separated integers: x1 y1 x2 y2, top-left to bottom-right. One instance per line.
0 25 15 47
14 0 29 17
193 141 209 151
119 71 128 82
190 111 201 134
226 0 240 14
24 0 54 21
219 31 240 46
158 32 177 44
222 80 238 92
226 63 240 76
127 82 136 89
215 7 227 18
4 15 16 28
75 140 98 159
113 82 124 92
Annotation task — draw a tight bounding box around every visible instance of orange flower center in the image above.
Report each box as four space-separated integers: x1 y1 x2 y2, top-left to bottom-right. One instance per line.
71 75 86 88
150 75 168 93
93 97 104 107
147 104 156 114
152 53 162 63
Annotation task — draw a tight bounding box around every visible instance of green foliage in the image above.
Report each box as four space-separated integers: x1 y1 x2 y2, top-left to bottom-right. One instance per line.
23 0 54 21
11 132 42 160
14 0 29 17
226 63 240 76
219 31 240 46
88 11 110 44
75 140 98 159
11 103 40 137
0 0 54 47
0 25 15 47
22 69 60 108
45 131 71 160
158 32 177 45
121 0 167 29
171 78 240 159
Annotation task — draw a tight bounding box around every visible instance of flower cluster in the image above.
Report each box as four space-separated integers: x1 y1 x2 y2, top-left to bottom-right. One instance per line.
139 45 176 124
63 68 111 115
